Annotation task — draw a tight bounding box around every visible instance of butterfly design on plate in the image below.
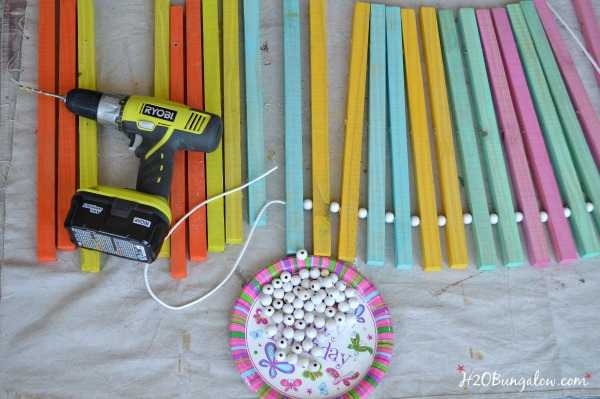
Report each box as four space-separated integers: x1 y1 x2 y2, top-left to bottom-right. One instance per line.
250 329 263 339
302 363 323 381
318 382 328 395
326 367 360 387
354 304 365 323
259 342 295 378
281 378 302 392
253 308 268 325
347 333 373 355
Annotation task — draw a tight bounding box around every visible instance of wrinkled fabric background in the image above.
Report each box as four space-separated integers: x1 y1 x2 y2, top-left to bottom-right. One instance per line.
1 0 600 398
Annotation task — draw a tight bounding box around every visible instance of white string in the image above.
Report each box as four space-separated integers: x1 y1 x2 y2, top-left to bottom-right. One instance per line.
546 1 600 75
144 166 285 310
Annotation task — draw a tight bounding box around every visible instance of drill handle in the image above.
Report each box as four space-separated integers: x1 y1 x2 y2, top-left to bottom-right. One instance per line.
135 143 175 200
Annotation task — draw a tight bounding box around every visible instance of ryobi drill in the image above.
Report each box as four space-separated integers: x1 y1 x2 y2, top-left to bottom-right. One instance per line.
62 88 223 263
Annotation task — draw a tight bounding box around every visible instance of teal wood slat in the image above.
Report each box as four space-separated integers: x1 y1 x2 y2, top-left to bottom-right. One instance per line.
366 4 387 266
438 10 498 270
385 6 412 269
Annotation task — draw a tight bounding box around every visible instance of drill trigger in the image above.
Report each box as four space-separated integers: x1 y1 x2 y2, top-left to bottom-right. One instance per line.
128 134 143 152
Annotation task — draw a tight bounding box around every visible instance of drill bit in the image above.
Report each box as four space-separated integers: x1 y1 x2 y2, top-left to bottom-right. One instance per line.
17 84 65 101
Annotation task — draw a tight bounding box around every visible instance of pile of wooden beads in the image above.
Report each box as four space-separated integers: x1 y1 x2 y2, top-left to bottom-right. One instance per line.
259 265 359 369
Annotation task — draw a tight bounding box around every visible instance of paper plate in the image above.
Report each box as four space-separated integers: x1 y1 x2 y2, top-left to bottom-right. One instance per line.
230 256 394 399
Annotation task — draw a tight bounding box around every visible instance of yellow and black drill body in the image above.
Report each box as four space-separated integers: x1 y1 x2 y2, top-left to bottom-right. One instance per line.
63 88 223 263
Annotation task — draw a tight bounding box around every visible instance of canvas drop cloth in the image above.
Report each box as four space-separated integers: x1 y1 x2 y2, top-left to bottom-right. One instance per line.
1 0 600 398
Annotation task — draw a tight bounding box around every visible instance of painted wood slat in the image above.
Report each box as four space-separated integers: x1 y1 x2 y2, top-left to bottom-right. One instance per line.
458 8 524 267
57 0 78 251
420 7 468 269
77 0 101 272
284 0 304 255
37 0 57 262
438 10 497 270
491 8 577 263
402 8 442 272
170 5 187 279
385 6 412 269
533 0 600 172
223 0 243 245
337 2 370 264
243 0 267 227
155 0 170 258
506 4 599 257
203 0 225 252
520 1 600 239
477 9 550 266
309 0 331 257
366 4 386 267
572 0 600 87
186 0 208 262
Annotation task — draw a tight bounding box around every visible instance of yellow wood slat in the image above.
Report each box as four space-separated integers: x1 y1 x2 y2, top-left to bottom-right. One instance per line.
223 0 243 245
420 7 468 269
337 2 370 263
77 0 100 272
402 8 442 271
155 0 170 258
310 0 331 256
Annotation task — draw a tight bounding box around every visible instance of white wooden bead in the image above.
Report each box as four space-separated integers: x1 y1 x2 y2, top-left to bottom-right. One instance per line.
275 349 287 361
293 298 304 309
310 294 323 305
325 318 337 331
305 326 318 339
385 212 395 223
263 306 275 317
411 215 421 227
309 268 321 279
291 343 303 355
299 290 311 301
303 312 315 324
272 311 284 324
315 303 326 313
273 288 285 299
303 301 315 312
463 213 473 225
320 269 330 277
564 207 572 218
266 325 278 337
348 298 360 309
438 215 447 227
283 315 295 326
272 299 284 310
515 212 524 223
311 347 324 358
286 353 299 365
284 292 296 304
335 281 347 291
358 208 368 219
282 303 294 314
308 360 320 372
260 295 273 307
330 273 339 283
282 282 293 293
322 277 335 289
292 286 302 296
324 296 335 307
296 249 308 261
290 275 301 286
490 213 499 225
303 199 313 210
293 329 305 341
346 314 358 327
337 301 350 313
335 293 345 304
262 284 274 295
318 289 328 299
298 269 310 280
344 287 356 298
540 211 548 223
276 338 288 349
313 316 325 329
274 332 282 341
324 307 336 318
301 279 310 289
293 308 304 320
280 271 292 283
277 323 285 332
272 278 283 289
310 280 321 291
330 202 340 213
297 356 309 369
283 327 295 339
302 339 314 352
587 202 594 212
335 312 346 324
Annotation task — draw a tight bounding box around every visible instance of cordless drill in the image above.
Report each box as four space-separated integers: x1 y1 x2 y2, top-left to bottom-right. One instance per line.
62 88 223 263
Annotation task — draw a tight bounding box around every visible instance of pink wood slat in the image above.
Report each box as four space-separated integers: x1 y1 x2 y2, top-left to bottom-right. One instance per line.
477 9 551 266
534 0 600 171
572 0 600 87
491 8 577 263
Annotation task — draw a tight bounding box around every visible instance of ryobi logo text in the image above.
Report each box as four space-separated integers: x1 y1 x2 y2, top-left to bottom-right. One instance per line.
142 104 177 122
82 203 103 214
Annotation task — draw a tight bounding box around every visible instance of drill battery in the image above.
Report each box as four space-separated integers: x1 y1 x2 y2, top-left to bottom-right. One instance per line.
64 186 171 263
